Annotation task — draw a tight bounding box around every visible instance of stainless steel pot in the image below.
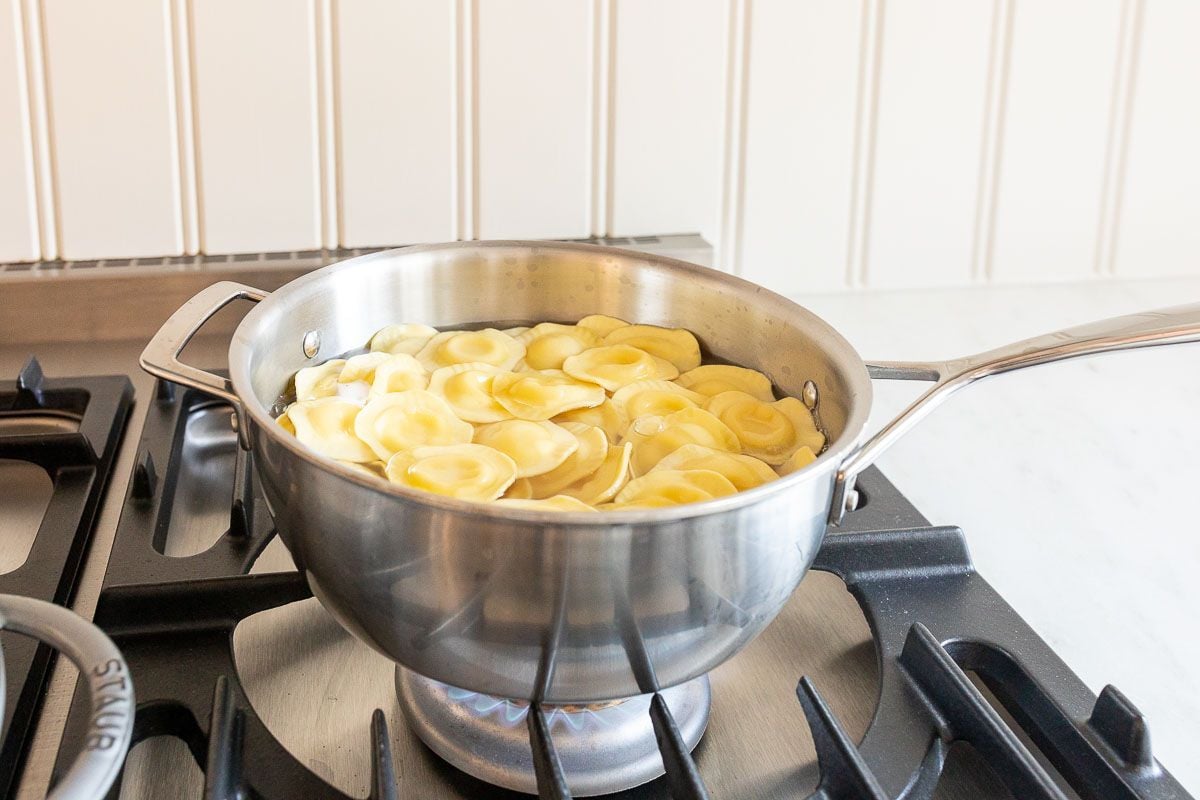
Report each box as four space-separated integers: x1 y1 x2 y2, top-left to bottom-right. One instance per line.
140 241 1200 703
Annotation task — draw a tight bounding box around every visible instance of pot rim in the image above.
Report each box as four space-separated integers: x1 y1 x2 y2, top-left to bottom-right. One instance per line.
228 240 874 526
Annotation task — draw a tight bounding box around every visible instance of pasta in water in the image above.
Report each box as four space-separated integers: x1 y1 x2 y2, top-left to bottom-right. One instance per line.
288 398 377 462
339 352 394 384
649 444 778 491
354 390 473 460
552 399 626 441
428 363 513 423
562 345 678 392
777 446 818 476
526 422 608 498
575 314 630 338
622 407 741 476
472 419 579 478
602 324 702 372
294 360 347 401
611 380 705 420
613 469 738 508
704 390 825 465
369 323 438 355
491 370 604 420
276 316 826 510
558 443 632 505
336 353 393 405
518 323 602 370
371 354 428 396
417 329 525 371
503 477 534 499
385 444 516 501
675 365 775 402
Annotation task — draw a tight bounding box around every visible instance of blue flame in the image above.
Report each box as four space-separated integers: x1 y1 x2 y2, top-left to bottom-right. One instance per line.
441 683 631 731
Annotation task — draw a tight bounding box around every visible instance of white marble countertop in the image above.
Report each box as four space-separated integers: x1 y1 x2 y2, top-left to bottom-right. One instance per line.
797 276 1200 791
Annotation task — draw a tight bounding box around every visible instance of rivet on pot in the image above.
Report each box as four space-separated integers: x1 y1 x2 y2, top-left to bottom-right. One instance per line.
302 330 321 358
802 380 819 410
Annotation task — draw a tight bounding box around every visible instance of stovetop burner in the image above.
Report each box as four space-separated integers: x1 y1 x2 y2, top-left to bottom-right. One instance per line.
46 375 1192 799
397 670 710 795
0 357 132 799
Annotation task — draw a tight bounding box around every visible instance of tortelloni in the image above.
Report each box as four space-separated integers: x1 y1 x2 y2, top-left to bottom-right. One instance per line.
491 371 604 420
385 444 516 502
518 323 601 370
650 444 778 491
603 325 702 372
354 390 473 460
428 363 512 423
371 354 428 396
503 477 534 499
611 380 704 420
369 324 438 355
339 352 393 384
676 365 775 402
526 423 608 498
575 314 629 338
622 407 740 477
337 353 396 404
611 469 738 509
562 345 678 392
552 399 625 441
417 329 525 371
558 443 632 505
294 360 346 401
275 315 828 511
473 419 579 478
777 446 818 476
704 391 825 465
288 398 377 462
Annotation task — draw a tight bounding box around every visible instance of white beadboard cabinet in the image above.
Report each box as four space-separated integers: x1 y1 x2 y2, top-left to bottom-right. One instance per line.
475 0 592 240
0 0 39 262
2 0 1197 292
1115 0 1200 278
41 0 186 259
336 0 455 246
191 0 325 254
608 0 727 251
989 0 1125 282
862 0 994 289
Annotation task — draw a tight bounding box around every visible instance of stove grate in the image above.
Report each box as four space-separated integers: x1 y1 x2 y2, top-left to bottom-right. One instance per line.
523 523 1190 799
0 357 132 800
51 378 1192 799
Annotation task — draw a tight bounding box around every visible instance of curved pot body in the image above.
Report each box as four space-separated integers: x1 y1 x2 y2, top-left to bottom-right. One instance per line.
179 242 876 701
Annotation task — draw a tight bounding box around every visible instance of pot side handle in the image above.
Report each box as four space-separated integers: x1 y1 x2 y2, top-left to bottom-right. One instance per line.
830 301 1200 525
140 281 268 443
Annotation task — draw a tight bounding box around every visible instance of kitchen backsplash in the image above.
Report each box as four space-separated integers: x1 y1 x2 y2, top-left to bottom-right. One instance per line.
1 0 1196 294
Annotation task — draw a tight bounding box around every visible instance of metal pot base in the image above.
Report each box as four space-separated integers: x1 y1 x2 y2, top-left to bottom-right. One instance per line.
395 667 711 796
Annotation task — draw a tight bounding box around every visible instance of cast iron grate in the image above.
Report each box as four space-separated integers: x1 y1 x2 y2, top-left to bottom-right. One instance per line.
0 357 132 799
53 377 1191 799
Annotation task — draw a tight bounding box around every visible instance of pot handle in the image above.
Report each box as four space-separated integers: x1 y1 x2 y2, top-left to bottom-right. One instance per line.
830 301 1200 524
140 281 268 444
0 594 133 800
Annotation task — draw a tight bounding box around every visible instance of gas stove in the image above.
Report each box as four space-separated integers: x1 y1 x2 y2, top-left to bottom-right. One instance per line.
0 354 1190 799
0 359 131 799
